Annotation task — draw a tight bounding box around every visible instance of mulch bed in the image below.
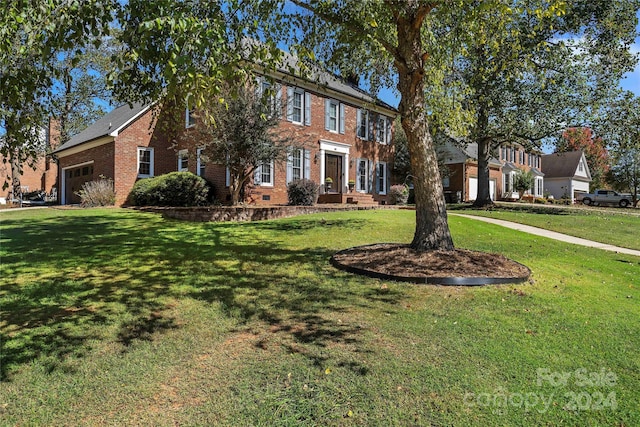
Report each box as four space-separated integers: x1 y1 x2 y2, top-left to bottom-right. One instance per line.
331 243 531 285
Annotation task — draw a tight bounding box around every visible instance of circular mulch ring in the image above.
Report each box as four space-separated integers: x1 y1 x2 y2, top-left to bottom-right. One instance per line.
330 243 531 286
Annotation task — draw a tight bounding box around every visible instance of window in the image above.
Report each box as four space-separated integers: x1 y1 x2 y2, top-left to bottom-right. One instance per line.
196 148 206 177
442 176 450 188
357 109 369 139
519 150 525 164
376 161 387 195
178 149 188 172
260 79 282 117
137 147 154 177
287 87 310 125
291 150 302 181
325 99 345 133
357 159 369 192
578 160 584 172
376 115 391 144
256 161 274 186
185 101 195 128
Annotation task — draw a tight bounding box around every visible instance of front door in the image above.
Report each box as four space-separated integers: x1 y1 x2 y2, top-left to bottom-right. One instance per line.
325 153 342 193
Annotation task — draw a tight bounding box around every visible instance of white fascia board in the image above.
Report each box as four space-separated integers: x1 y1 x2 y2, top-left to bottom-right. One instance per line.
55 136 114 158
109 104 154 137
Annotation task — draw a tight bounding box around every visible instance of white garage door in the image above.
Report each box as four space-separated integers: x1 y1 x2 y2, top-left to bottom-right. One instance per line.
469 177 477 201
469 178 496 202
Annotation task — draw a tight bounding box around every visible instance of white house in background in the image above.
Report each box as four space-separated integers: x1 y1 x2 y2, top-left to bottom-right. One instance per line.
541 151 592 200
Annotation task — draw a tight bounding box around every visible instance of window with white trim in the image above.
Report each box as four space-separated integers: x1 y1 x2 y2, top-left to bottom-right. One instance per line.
377 161 387 195
376 115 391 144
196 148 206 177
256 161 274 186
185 101 195 128
357 109 369 139
286 87 310 125
137 147 154 178
178 149 188 172
325 99 344 133
291 149 302 181
357 159 369 192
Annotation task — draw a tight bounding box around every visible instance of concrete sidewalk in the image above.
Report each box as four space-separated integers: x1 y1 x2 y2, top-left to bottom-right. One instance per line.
451 213 640 257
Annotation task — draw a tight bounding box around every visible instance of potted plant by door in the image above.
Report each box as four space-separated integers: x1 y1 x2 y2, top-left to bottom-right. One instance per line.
325 177 333 191
348 179 356 192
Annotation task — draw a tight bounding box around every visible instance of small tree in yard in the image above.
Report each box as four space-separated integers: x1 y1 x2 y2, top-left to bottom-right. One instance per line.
183 84 292 205
513 170 535 200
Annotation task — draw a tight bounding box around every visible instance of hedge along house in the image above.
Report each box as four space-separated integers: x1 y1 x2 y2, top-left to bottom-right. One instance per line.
53 56 397 206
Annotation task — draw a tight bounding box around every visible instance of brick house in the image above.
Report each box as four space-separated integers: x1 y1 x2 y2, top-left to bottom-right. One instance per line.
1 118 60 203
438 141 544 202
53 64 397 206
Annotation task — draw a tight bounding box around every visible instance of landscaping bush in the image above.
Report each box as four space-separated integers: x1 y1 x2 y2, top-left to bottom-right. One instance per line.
534 197 547 204
129 172 210 206
287 178 319 206
389 184 409 205
76 176 116 207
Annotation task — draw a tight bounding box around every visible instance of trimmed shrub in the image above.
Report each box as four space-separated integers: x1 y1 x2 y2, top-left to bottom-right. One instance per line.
389 184 409 205
287 179 319 206
76 176 116 207
129 172 211 206
534 197 547 204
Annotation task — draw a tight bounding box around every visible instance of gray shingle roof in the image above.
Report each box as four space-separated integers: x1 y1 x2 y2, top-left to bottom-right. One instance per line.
53 102 149 154
542 151 590 180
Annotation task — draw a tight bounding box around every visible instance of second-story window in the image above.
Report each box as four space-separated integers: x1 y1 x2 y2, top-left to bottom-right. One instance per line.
325 99 345 134
357 109 369 139
286 87 310 125
178 149 188 172
376 115 391 144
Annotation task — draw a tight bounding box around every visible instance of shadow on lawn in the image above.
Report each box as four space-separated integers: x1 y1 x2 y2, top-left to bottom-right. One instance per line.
0 211 400 380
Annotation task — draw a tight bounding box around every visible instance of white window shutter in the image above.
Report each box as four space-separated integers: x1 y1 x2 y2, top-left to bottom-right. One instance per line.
225 167 230 187
304 149 311 179
355 158 361 191
286 87 294 121
356 110 362 138
286 152 293 184
324 99 330 130
339 103 345 134
304 92 311 126
368 159 373 193
368 116 374 141
375 163 380 193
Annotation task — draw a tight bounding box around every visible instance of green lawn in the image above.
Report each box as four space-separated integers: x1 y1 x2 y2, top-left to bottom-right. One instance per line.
1 207 639 426
454 205 640 251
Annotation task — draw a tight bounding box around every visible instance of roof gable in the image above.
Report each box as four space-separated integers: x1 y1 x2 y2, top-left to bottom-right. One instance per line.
542 151 592 181
53 102 150 154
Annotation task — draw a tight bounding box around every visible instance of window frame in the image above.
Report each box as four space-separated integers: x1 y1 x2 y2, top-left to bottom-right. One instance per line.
376 161 387 195
177 149 189 172
256 160 274 187
357 109 369 139
137 147 154 178
196 148 206 177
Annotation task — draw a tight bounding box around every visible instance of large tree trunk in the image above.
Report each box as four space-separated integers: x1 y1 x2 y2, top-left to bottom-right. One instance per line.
10 149 22 203
473 137 494 207
396 5 454 251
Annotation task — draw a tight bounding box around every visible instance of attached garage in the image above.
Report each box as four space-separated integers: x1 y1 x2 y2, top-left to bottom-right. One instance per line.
62 162 94 204
468 177 496 202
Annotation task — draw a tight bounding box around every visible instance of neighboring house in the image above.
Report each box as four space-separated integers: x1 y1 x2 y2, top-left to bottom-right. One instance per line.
542 150 592 201
438 141 543 202
53 58 397 206
498 143 544 200
1 119 60 202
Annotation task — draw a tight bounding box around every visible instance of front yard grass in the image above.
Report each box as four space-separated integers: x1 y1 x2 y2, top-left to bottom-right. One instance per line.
1 208 638 426
456 205 640 251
